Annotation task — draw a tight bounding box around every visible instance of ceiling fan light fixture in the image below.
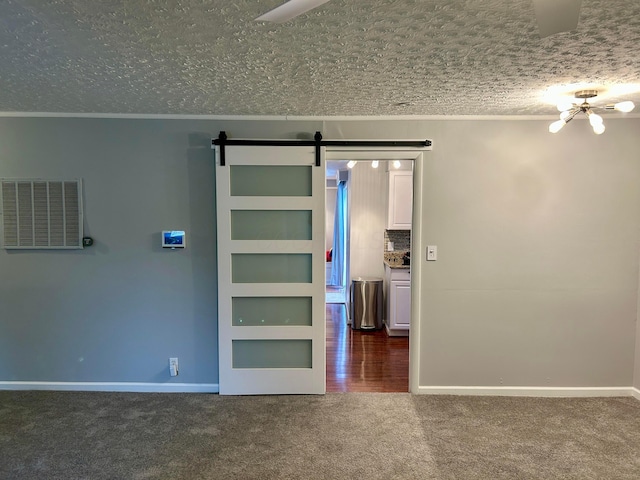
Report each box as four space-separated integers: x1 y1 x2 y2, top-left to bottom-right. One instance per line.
557 99 575 112
559 110 573 121
613 100 635 113
549 119 567 133
587 110 603 127
548 90 633 135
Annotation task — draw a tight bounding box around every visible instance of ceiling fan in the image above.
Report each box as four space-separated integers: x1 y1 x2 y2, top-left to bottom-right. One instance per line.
255 0 330 23
532 0 582 37
256 0 582 38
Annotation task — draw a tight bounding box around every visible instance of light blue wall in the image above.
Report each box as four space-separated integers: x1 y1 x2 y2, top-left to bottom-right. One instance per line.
418 119 640 387
0 118 322 386
0 118 210 384
1 116 639 389
326 118 640 388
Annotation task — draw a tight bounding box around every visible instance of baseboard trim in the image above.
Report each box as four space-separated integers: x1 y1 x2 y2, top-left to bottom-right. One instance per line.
417 386 635 398
2 382 636 398
0 382 219 393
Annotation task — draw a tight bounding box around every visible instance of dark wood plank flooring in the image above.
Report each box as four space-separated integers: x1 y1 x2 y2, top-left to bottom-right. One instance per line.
326 303 409 392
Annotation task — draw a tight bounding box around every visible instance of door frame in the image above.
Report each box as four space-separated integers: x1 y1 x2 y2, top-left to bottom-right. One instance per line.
325 147 428 394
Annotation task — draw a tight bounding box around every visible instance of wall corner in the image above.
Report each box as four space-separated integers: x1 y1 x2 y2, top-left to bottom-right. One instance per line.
634 255 640 391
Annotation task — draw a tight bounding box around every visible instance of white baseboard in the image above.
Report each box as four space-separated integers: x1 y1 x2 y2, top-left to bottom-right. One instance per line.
0 382 219 393
417 386 636 398
1 382 636 399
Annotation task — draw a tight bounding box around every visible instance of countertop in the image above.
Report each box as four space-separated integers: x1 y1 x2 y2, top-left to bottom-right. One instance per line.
383 258 410 269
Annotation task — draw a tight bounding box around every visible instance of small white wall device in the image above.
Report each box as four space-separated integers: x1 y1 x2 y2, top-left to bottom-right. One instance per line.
162 230 186 249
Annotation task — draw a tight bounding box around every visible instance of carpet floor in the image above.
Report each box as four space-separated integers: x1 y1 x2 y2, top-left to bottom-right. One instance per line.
1 391 639 479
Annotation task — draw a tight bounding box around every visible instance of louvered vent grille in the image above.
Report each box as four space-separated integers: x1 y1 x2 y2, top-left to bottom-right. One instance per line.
1 180 83 249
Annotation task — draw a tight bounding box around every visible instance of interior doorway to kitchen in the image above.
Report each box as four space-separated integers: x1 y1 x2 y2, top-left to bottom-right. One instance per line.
325 153 418 393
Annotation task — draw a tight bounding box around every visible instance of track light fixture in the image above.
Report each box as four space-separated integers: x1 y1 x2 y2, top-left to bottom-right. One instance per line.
344 160 404 170
549 90 635 135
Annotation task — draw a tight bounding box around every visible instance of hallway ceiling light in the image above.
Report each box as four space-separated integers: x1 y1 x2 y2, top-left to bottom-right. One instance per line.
346 160 357 169
393 160 401 169
549 90 635 135
371 160 379 168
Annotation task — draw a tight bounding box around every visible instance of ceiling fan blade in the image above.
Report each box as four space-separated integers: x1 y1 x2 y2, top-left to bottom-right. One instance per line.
255 0 331 23
533 0 582 37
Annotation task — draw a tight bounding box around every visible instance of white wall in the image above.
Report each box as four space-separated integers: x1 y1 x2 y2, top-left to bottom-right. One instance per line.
348 162 386 281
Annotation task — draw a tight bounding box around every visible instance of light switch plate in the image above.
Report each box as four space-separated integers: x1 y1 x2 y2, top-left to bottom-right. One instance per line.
427 245 437 261
169 357 179 376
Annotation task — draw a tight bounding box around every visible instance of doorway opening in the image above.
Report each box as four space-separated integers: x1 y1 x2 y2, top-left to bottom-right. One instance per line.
325 157 413 392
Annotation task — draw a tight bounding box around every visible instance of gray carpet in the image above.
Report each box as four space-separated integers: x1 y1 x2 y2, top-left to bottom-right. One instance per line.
1 391 639 479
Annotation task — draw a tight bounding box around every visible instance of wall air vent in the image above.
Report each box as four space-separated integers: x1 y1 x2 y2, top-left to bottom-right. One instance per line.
1 179 83 249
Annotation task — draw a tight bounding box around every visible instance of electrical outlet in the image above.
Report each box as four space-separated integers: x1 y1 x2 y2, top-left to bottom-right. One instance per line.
169 357 179 377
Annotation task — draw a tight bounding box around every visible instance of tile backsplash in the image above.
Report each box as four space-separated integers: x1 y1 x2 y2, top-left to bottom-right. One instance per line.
384 229 411 252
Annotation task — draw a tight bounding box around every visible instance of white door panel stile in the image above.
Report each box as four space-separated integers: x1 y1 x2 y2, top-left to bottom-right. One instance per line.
216 145 326 395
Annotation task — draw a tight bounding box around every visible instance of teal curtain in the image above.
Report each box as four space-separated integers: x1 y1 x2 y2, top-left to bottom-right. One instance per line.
329 181 346 286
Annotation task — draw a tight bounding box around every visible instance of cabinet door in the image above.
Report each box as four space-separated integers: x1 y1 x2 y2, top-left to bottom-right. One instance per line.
390 280 411 329
387 171 413 230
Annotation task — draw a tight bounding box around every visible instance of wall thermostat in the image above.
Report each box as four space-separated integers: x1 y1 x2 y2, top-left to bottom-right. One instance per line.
162 230 186 249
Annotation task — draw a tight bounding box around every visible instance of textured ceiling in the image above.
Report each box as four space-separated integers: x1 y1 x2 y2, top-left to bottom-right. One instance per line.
1 0 640 116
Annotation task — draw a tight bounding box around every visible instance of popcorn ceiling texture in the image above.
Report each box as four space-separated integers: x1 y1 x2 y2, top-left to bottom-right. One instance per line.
1 0 640 116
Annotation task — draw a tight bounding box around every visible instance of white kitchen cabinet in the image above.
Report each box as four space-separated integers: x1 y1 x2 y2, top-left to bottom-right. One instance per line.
384 265 410 336
390 281 411 328
387 171 413 230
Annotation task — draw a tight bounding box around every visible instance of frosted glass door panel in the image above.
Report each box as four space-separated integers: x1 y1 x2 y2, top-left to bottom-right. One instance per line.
233 340 312 369
232 253 312 283
231 210 312 240
230 166 312 196
232 297 312 326
217 145 325 394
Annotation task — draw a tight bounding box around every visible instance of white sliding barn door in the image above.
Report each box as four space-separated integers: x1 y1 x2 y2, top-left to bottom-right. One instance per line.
215 145 326 395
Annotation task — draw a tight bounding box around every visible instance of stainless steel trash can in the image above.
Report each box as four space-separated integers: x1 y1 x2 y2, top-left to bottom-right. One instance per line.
351 277 383 330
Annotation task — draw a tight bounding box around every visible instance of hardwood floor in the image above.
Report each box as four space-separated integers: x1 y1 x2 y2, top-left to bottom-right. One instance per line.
326 303 409 392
